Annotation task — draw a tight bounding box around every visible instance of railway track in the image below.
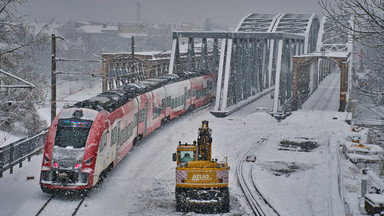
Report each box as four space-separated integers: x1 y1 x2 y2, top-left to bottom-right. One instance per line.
237 136 280 216
35 195 85 216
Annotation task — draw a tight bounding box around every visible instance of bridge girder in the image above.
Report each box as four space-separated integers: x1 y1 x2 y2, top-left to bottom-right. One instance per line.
169 13 325 117
317 16 354 53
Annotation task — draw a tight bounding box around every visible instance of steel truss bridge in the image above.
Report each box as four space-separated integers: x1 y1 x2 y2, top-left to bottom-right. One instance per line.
101 13 353 117
169 13 353 117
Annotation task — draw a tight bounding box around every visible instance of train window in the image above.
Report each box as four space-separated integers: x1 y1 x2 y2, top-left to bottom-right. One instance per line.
121 128 126 144
181 95 184 105
128 123 132 138
161 99 165 108
124 126 128 143
153 107 160 119
54 119 93 148
111 127 117 145
167 96 171 107
99 131 108 152
179 96 181 106
172 98 175 109
139 110 144 123
156 107 159 118
134 113 138 127
127 124 130 138
177 96 180 107
120 128 124 145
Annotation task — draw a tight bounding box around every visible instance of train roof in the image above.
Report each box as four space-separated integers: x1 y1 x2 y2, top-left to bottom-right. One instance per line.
72 71 204 113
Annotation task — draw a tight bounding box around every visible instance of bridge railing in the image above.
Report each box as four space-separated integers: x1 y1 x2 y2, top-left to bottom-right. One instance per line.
0 129 48 178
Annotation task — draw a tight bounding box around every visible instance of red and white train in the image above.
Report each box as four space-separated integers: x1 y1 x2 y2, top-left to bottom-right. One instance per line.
40 72 215 193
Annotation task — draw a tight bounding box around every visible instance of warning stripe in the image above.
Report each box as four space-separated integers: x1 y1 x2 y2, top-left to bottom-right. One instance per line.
176 170 187 183
216 170 229 183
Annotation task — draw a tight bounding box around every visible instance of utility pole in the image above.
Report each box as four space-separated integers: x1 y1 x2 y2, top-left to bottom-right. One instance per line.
131 35 135 57
51 34 56 122
131 35 135 81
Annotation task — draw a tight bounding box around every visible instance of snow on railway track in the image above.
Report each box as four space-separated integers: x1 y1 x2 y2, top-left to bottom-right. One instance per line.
35 195 85 216
237 136 280 216
327 135 346 216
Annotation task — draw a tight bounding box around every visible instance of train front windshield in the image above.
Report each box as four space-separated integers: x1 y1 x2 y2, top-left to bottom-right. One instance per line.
55 119 93 148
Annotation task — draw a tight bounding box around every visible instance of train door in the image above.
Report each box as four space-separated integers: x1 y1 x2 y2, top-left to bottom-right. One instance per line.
144 103 148 135
115 120 121 163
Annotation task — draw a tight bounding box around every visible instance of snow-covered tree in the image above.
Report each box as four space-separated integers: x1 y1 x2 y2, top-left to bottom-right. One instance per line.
320 0 384 124
320 0 384 70
0 0 49 135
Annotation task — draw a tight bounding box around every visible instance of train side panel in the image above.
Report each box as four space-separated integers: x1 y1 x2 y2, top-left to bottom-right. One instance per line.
40 73 215 193
190 75 213 109
115 99 139 165
82 112 106 187
164 80 191 120
144 87 166 136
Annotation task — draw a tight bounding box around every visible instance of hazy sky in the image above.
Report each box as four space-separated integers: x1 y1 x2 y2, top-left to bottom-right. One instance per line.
22 0 324 27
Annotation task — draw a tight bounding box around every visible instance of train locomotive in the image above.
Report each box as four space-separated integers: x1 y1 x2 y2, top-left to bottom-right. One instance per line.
40 72 215 194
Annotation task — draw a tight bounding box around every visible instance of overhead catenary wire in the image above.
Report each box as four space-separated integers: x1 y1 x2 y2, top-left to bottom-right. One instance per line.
56 36 105 62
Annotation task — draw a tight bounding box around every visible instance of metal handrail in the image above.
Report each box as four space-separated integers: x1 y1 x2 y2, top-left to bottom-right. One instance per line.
0 128 48 177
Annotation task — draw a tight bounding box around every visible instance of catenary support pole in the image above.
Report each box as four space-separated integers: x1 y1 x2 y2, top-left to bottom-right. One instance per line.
51 34 56 123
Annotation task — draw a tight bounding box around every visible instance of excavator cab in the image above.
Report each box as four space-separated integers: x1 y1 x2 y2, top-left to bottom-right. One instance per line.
173 141 197 165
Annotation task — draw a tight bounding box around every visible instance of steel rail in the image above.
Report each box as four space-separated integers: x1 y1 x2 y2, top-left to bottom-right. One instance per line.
35 195 85 216
237 136 280 216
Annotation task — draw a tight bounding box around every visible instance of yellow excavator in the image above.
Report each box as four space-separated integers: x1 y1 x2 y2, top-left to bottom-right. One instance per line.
172 120 230 213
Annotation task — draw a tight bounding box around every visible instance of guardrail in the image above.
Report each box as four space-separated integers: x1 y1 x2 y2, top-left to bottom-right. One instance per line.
0 129 48 178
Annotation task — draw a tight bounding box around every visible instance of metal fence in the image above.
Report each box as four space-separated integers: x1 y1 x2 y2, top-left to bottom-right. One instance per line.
0 129 48 178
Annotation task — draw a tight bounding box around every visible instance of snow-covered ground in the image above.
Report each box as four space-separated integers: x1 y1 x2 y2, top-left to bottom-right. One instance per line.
0 71 369 215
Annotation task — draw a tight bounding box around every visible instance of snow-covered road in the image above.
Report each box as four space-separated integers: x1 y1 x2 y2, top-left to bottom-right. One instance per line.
0 70 364 216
